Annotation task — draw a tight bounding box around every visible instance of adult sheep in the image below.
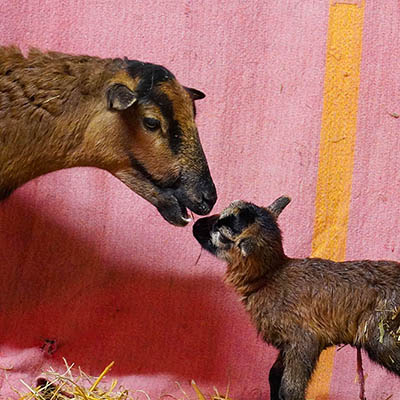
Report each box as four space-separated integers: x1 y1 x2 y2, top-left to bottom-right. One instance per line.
0 46 217 226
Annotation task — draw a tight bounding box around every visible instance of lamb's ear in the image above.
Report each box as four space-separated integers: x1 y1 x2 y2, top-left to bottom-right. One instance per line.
238 237 256 258
267 196 291 218
106 83 137 110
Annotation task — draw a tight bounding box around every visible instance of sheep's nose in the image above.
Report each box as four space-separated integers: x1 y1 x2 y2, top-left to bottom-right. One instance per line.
179 171 217 216
202 185 217 208
194 183 217 215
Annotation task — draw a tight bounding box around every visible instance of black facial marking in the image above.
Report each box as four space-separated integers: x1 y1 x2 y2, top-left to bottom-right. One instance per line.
216 215 235 230
126 60 175 96
216 203 282 240
239 207 256 226
147 91 183 154
218 232 233 245
128 153 177 189
217 208 256 235
125 60 183 154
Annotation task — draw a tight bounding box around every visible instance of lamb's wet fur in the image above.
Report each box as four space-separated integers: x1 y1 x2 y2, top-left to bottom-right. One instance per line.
193 196 400 400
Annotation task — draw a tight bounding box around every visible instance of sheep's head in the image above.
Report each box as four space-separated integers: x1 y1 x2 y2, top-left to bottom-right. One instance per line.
102 60 217 226
193 196 290 263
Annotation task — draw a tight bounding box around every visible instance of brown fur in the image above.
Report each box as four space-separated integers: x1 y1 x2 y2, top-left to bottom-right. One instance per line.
0 46 216 225
193 197 400 400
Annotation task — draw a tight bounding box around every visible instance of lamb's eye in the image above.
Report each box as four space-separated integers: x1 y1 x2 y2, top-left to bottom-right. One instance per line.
218 231 232 244
143 117 161 131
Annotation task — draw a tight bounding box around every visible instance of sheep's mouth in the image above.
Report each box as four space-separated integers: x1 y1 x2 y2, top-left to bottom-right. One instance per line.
157 189 212 226
124 153 217 226
153 187 192 226
156 180 216 227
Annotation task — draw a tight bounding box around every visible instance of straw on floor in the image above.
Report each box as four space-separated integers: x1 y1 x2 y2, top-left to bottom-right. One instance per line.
15 360 232 400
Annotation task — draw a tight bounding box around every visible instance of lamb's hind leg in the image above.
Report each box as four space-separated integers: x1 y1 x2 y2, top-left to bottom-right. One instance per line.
364 335 400 376
362 307 400 376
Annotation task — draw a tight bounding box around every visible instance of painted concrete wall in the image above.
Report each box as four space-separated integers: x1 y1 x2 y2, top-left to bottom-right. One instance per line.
0 1 399 399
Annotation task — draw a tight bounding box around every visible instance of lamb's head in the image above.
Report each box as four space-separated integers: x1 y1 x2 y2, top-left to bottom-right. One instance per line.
193 196 290 264
103 59 217 226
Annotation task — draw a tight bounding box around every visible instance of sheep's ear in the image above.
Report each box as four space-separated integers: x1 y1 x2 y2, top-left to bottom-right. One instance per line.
184 87 206 100
267 196 291 218
238 237 255 258
106 83 137 110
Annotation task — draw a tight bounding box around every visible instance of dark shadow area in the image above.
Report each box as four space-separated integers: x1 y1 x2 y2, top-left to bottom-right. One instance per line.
0 191 230 382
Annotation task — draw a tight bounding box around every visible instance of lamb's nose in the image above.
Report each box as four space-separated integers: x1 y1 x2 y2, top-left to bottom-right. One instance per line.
193 214 219 242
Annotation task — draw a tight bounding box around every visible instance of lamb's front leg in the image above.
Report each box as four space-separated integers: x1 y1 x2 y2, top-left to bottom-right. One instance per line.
279 340 321 400
269 351 284 400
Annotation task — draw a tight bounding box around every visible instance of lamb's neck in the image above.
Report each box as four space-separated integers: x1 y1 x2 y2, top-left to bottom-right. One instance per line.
225 252 289 300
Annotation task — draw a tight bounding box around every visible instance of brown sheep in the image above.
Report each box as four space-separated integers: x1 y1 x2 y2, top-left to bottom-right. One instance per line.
0 46 217 226
193 196 400 400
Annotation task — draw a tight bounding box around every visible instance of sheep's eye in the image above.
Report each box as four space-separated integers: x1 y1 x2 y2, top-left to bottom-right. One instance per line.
143 117 160 131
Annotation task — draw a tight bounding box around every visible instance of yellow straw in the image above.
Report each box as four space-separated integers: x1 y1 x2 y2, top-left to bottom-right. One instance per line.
89 361 115 392
191 381 206 400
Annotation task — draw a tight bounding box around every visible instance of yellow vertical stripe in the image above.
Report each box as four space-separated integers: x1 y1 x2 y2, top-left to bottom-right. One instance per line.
306 1 365 399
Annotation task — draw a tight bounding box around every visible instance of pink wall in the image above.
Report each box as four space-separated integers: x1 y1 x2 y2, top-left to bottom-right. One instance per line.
0 1 399 399
332 2 400 399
